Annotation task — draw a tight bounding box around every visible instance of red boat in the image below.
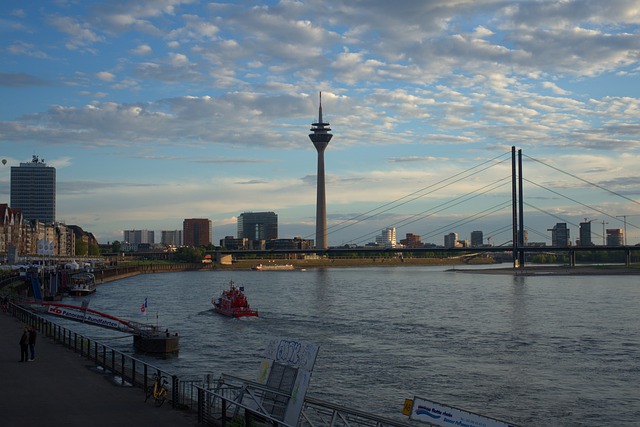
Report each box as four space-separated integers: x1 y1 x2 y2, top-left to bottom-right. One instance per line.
212 281 259 318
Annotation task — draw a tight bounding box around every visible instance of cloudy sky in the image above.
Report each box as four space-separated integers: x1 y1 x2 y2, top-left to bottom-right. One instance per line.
1 0 640 246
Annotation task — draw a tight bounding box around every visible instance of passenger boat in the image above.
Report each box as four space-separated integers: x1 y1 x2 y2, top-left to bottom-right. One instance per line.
252 263 294 271
68 272 96 296
212 280 258 318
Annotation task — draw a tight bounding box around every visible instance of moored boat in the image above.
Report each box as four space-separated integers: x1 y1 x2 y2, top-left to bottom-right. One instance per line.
212 280 258 318
68 272 96 296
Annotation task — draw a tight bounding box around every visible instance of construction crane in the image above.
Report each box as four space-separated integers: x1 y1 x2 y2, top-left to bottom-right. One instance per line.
600 221 608 245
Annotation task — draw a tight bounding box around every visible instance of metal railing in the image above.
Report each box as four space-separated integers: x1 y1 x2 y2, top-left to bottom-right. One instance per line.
11 302 180 407
9 302 414 427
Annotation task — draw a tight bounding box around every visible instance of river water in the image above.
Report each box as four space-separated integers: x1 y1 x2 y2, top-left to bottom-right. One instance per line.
54 266 639 426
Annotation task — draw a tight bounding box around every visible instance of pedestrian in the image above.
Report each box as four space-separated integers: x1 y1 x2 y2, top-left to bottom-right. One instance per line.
28 326 37 361
19 327 29 362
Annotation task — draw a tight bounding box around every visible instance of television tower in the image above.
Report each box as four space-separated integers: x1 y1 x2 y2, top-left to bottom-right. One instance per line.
309 92 333 249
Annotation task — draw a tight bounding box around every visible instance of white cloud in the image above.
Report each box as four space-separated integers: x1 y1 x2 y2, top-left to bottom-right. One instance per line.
47 15 104 50
131 44 152 55
96 71 115 82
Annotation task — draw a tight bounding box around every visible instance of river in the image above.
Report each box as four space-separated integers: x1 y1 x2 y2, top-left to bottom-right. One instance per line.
53 266 640 426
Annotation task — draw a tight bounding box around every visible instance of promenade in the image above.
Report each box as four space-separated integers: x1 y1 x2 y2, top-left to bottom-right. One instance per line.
0 311 199 427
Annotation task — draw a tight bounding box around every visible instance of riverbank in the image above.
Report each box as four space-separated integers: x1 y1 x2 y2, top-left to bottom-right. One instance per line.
213 257 640 275
450 264 640 275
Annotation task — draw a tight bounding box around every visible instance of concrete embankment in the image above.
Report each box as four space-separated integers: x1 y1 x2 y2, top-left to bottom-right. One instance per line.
95 263 210 283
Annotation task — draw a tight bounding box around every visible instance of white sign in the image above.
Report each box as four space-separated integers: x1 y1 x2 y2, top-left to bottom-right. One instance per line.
47 305 123 330
410 396 518 427
261 337 319 371
256 337 319 426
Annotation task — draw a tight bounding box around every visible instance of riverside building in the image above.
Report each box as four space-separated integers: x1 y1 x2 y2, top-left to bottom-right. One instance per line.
578 221 594 246
237 212 278 241
548 223 570 246
161 230 183 247
183 218 212 247
470 230 484 247
375 227 397 248
606 228 624 246
123 229 155 251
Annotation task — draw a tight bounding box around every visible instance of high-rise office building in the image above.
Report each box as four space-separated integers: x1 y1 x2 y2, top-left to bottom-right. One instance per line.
161 230 183 247
309 92 332 249
470 231 483 247
444 232 458 248
124 230 155 245
375 227 397 248
10 155 56 222
578 221 593 246
548 223 570 246
183 218 212 247
237 212 278 241
606 228 623 246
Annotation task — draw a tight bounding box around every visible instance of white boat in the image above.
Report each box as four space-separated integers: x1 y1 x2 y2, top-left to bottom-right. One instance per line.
68 272 96 296
251 263 294 271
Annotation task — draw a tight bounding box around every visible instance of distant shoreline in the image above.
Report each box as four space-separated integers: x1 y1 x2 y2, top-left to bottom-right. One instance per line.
449 265 640 276
213 258 640 275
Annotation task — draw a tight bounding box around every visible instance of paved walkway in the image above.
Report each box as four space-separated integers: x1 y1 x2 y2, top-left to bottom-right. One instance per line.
0 310 200 427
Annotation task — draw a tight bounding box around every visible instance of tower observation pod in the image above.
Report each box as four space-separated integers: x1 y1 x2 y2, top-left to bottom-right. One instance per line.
309 92 333 249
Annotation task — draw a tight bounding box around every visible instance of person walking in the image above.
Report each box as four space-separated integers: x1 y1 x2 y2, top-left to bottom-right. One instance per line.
28 326 37 361
19 327 29 362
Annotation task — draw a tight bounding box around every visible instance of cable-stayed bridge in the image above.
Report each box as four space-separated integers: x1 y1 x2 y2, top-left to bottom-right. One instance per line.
215 147 640 267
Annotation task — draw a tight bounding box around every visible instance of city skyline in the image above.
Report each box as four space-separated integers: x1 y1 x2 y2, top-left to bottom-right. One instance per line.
1 1 640 245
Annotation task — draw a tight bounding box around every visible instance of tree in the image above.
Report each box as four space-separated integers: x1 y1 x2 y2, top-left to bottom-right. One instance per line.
174 246 205 263
75 238 88 256
112 240 122 253
88 242 100 256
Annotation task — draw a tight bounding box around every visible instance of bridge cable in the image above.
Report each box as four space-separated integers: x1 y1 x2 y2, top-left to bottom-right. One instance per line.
524 154 640 207
419 201 512 242
346 176 511 245
304 151 512 242
347 176 512 245
523 202 605 242
523 178 639 231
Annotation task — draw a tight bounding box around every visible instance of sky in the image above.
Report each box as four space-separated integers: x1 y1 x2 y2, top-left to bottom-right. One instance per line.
1 0 640 247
